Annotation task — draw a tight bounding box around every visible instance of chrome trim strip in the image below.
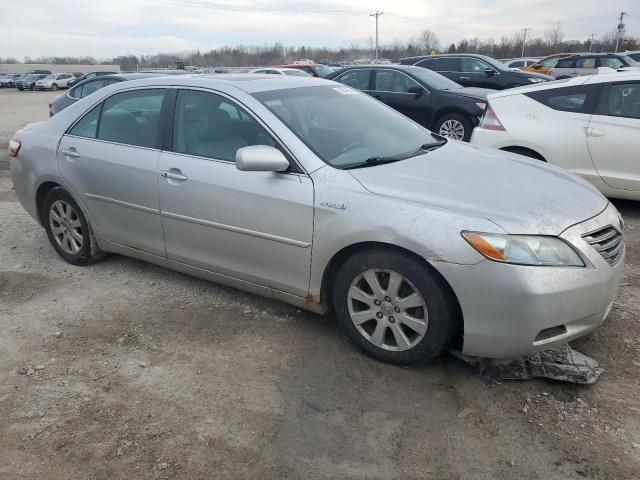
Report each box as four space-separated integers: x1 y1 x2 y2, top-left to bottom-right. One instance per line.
161 210 311 248
84 193 159 214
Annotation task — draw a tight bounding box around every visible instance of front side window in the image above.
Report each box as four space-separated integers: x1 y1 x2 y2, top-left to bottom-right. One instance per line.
338 70 371 90
601 83 640 119
253 85 438 169
97 89 165 148
555 58 576 68
374 70 419 93
460 57 491 73
172 89 275 162
599 57 624 69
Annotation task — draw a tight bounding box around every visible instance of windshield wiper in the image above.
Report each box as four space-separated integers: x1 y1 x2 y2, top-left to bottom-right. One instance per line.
342 140 447 170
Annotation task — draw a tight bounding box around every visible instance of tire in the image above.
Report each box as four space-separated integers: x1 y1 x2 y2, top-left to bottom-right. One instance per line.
43 188 104 266
17 88 23 91
51 84 58 91
433 113 473 142
333 248 457 365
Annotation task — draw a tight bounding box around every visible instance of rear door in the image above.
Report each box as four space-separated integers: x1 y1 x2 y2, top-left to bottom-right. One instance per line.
371 69 432 126
415 57 460 83
587 81 640 191
57 88 168 256
157 88 314 297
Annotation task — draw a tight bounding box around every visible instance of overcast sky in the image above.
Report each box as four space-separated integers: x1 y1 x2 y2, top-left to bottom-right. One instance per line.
3 0 638 59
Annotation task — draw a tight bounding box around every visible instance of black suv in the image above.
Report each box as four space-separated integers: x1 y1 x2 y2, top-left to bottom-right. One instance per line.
400 54 552 89
325 65 495 141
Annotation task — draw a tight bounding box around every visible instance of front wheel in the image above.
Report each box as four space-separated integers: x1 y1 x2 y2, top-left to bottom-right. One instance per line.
333 248 457 365
43 188 104 266
434 113 473 142
51 84 58 91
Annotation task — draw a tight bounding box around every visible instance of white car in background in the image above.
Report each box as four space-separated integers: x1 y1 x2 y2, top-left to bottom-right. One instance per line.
250 67 312 77
35 73 75 91
471 72 640 201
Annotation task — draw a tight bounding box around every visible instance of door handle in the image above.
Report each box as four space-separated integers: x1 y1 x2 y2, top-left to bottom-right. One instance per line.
586 127 605 138
160 169 188 181
459 76 471 80
60 148 80 158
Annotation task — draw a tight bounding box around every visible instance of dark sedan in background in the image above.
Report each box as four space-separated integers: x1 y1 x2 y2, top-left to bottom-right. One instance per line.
326 65 494 141
400 54 552 90
16 74 49 91
66 70 118 88
49 73 168 116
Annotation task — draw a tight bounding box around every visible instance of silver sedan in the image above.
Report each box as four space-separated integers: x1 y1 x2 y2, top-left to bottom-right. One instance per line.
9 74 624 364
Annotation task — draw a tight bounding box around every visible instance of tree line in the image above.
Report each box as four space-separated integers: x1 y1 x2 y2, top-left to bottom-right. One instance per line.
2 23 638 70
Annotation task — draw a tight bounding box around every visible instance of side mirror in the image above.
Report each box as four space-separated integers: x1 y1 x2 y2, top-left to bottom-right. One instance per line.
407 85 427 95
484 68 497 77
236 145 290 172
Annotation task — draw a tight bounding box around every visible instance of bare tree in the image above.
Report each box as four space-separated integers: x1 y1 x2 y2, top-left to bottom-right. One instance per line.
544 21 565 52
415 30 440 53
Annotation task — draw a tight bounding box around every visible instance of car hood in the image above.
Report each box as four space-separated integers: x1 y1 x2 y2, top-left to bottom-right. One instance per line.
445 87 495 100
347 141 608 235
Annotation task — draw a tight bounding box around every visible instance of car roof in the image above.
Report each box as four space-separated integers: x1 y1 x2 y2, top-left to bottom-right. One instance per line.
487 71 640 99
561 53 628 58
401 53 490 62
92 73 332 94
276 64 323 68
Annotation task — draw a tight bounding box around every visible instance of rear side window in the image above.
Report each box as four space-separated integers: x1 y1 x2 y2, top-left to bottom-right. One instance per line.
418 57 459 71
509 60 525 68
337 70 371 90
555 58 576 68
526 85 600 113
97 89 165 148
576 57 596 69
69 105 101 138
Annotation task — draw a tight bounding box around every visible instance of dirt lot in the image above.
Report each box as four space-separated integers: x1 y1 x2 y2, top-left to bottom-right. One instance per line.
0 88 639 479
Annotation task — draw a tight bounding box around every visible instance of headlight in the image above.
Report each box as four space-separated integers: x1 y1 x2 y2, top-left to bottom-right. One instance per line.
475 101 487 110
462 232 584 267
527 77 546 83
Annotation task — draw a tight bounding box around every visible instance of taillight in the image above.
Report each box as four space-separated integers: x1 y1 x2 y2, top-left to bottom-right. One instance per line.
479 104 506 131
8 139 21 158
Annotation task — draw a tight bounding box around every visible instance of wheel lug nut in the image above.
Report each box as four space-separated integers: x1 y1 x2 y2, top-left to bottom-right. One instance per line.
389 316 395 323
374 300 381 306
376 312 383 319
384 296 391 302
394 307 400 313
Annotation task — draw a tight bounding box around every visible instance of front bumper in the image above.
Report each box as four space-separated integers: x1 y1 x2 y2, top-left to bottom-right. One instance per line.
435 203 624 358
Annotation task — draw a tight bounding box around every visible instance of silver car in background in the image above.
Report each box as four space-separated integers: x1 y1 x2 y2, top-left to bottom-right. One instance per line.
9 75 624 364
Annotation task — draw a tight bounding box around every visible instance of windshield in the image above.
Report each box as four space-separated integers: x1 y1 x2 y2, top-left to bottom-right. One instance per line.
620 55 639 66
314 65 334 77
284 69 311 77
253 85 437 169
404 67 462 90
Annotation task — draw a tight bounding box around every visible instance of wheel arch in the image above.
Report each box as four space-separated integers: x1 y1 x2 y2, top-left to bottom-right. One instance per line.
320 241 464 350
36 181 64 225
500 146 546 161
430 107 474 130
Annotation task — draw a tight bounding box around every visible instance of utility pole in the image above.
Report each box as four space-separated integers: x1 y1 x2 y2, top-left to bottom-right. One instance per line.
588 33 597 52
370 11 383 60
614 11 627 52
521 27 531 58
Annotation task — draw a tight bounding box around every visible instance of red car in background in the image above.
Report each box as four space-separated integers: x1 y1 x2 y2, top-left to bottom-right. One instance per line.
275 64 334 77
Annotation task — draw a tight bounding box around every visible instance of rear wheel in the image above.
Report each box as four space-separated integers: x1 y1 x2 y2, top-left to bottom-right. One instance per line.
333 248 456 365
434 113 473 141
51 84 58 91
43 188 104 266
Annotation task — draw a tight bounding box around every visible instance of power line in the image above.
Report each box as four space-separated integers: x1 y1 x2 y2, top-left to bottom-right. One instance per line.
370 11 383 60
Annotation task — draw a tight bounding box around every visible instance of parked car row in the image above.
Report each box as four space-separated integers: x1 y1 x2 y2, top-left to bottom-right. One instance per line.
1 71 119 91
9 73 624 366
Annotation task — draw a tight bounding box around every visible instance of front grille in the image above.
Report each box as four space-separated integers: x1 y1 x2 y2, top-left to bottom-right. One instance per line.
582 225 624 265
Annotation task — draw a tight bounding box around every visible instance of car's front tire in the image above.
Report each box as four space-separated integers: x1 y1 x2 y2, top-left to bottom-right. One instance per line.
43 188 104 266
434 113 472 142
333 248 457 365
51 84 58 91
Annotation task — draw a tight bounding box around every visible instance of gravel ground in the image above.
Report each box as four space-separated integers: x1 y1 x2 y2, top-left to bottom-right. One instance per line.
0 88 639 479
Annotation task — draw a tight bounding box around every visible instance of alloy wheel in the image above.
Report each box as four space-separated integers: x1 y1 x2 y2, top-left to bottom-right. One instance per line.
347 269 428 351
439 119 465 140
49 200 83 254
